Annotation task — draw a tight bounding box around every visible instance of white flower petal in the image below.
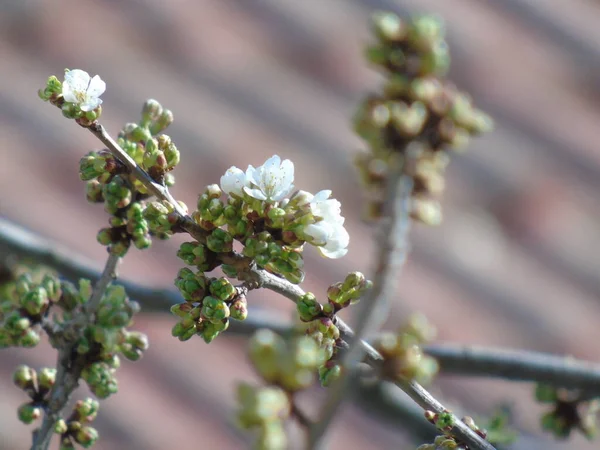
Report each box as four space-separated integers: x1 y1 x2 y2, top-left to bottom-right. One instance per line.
244 186 267 201
303 222 331 245
318 225 350 259
220 166 248 197
87 75 106 97
80 98 102 112
64 69 91 92
243 155 295 201
62 69 105 111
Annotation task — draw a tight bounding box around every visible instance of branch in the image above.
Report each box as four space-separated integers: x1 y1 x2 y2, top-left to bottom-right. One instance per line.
4 218 600 394
308 169 413 448
424 344 600 394
31 253 120 450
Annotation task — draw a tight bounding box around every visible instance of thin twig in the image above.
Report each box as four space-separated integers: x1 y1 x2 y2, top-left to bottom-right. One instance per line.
306 169 413 449
31 253 120 450
4 219 600 393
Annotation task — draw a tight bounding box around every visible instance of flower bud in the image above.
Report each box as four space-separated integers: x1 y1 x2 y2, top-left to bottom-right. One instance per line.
17 403 42 424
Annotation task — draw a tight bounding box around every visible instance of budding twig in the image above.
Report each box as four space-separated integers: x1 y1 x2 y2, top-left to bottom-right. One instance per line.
4 218 600 393
31 253 120 450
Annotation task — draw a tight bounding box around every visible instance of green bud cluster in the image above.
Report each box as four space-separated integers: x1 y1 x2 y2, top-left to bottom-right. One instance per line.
171 270 248 343
143 200 186 239
81 359 119 399
14 365 57 424
326 271 372 312
0 273 67 348
248 329 327 392
535 384 599 439
80 149 154 256
243 232 304 283
354 11 493 223
419 412 488 449
300 317 342 387
176 241 219 272
236 383 290 450
374 313 438 384
53 92 184 256
54 398 100 449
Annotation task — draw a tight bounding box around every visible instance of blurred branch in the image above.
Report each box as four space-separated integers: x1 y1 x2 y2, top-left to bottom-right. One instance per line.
308 169 414 449
3 217 600 394
32 253 121 450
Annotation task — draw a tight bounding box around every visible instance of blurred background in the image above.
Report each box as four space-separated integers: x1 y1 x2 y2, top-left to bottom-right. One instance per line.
1 0 600 449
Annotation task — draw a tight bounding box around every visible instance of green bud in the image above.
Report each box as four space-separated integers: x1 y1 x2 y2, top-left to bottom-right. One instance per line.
17 327 40 347
15 273 33 296
177 242 212 267
150 109 174 135
206 228 233 253
236 383 290 428
249 329 285 382
174 267 207 301
435 411 455 431
38 367 57 394
201 296 230 323
141 99 163 126
209 278 236 301
103 176 132 210
75 398 100 422
21 286 49 316
372 11 407 42
74 426 99 448
257 421 287 450
13 365 37 393
199 320 228 343
41 275 62 303
17 403 42 424
297 293 323 322
230 296 248 321
319 363 341 387
54 419 68 434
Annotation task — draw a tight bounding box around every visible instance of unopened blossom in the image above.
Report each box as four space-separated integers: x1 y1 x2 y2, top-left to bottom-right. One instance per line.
62 69 106 112
220 167 249 197
244 155 294 202
302 190 349 259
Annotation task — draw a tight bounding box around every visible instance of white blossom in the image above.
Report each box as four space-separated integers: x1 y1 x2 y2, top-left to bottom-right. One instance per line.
244 155 294 202
62 69 106 112
220 166 249 197
302 190 349 259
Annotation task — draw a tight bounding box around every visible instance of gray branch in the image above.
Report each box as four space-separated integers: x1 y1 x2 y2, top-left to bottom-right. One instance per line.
308 169 415 449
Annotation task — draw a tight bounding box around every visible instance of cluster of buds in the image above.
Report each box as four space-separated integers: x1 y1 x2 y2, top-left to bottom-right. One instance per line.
74 284 148 398
237 329 327 449
535 384 599 439
5 271 147 409
354 12 492 223
236 383 290 450
53 398 100 449
14 365 56 424
170 269 248 343
419 412 487 449
165 155 350 284
296 272 372 386
40 70 184 257
374 313 439 385
1 272 63 348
